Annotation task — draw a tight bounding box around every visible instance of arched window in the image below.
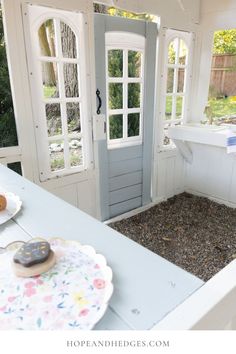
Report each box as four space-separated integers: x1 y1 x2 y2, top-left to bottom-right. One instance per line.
161 30 192 148
36 18 83 176
106 32 145 148
26 4 91 181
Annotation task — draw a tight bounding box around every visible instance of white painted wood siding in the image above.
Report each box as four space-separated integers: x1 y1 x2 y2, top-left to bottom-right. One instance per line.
185 143 236 208
153 149 185 202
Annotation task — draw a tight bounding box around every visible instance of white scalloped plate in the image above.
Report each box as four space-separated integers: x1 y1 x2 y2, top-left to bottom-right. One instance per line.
0 238 113 330
0 191 22 225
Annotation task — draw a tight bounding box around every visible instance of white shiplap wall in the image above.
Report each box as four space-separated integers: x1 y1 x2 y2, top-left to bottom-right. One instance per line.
153 143 236 209
153 149 185 202
185 144 236 208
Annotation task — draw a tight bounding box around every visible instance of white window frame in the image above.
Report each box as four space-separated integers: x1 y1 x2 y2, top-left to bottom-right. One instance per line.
160 29 193 150
105 32 145 149
24 4 92 181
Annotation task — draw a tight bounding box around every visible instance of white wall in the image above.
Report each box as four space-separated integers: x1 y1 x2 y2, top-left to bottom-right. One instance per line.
153 150 185 202
185 144 236 207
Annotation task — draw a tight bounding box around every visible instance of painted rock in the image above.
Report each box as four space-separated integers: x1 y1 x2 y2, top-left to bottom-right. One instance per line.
0 195 7 211
13 241 51 267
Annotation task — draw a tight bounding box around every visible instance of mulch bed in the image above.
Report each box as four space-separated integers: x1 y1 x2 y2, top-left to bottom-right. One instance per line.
109 192 236 281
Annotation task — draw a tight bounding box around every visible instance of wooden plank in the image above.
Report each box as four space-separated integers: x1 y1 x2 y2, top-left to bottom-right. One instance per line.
94 15 110 221
109 158 142 178
142 22 158 205
95 141 110 221
109 171 142 192
0 165 203 330
109 184 142 205
94 307 132 330
165 157 175 199
108 145 143 163
110 196 142 217
153 259 236 330
174 152 185 194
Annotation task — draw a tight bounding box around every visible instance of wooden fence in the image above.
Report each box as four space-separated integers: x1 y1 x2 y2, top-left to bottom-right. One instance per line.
209 54 236 97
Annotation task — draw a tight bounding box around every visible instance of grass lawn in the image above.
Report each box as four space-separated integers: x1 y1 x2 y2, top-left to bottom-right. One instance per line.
208 96 236 119
165 96 183 119
165 96 236 122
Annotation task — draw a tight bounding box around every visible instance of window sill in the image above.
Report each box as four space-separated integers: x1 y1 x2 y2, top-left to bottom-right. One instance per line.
108 140 142 150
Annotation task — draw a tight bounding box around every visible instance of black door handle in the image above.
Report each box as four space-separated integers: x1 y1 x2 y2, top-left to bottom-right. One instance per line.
96 89 102 115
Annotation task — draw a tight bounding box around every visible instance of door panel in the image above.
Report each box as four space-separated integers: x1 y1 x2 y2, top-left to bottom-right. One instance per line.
94 14 157 220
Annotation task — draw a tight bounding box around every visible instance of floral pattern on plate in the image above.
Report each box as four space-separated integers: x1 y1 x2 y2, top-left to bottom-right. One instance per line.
0 238 113 330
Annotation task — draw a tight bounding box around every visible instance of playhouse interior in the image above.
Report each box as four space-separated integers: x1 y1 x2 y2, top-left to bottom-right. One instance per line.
1 0 236 330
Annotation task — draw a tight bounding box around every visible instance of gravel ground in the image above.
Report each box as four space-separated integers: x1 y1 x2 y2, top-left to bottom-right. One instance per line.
109 193 236 281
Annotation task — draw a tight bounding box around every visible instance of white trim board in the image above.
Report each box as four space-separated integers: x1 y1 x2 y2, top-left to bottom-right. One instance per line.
185 188 236 209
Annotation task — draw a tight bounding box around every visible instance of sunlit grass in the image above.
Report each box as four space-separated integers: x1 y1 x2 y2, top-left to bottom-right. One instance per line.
165 96 183 119
208 96 236 119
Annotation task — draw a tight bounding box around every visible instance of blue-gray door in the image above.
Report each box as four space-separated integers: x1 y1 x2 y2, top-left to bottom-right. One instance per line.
94 14 157 220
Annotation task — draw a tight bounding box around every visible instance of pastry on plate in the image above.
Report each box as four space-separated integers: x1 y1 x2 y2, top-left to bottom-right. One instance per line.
0 194 7 211
12 241 56 277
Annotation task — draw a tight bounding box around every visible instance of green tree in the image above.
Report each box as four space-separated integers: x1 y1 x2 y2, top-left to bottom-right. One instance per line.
213 30 236 54
0 5 18 147
107 7 155 21
94 3 155 22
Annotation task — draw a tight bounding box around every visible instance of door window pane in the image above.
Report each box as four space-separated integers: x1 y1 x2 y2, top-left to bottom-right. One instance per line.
165 96 172 120
69 138 83 167
69 139 83 167
109 83 123 109
49 140 64 171
38 19 56 57
167 68 174 93
179 39 188 65
66 102 80 134
108 49 123 77
42 62 59 98
64 63 79 97
177 69 185 93
128 50 141 78
46 103 62 137
128 83 140 108
60 21 77 59
176 96 183 118
109 114 123 139
168 39 178 64
128 113 140 137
